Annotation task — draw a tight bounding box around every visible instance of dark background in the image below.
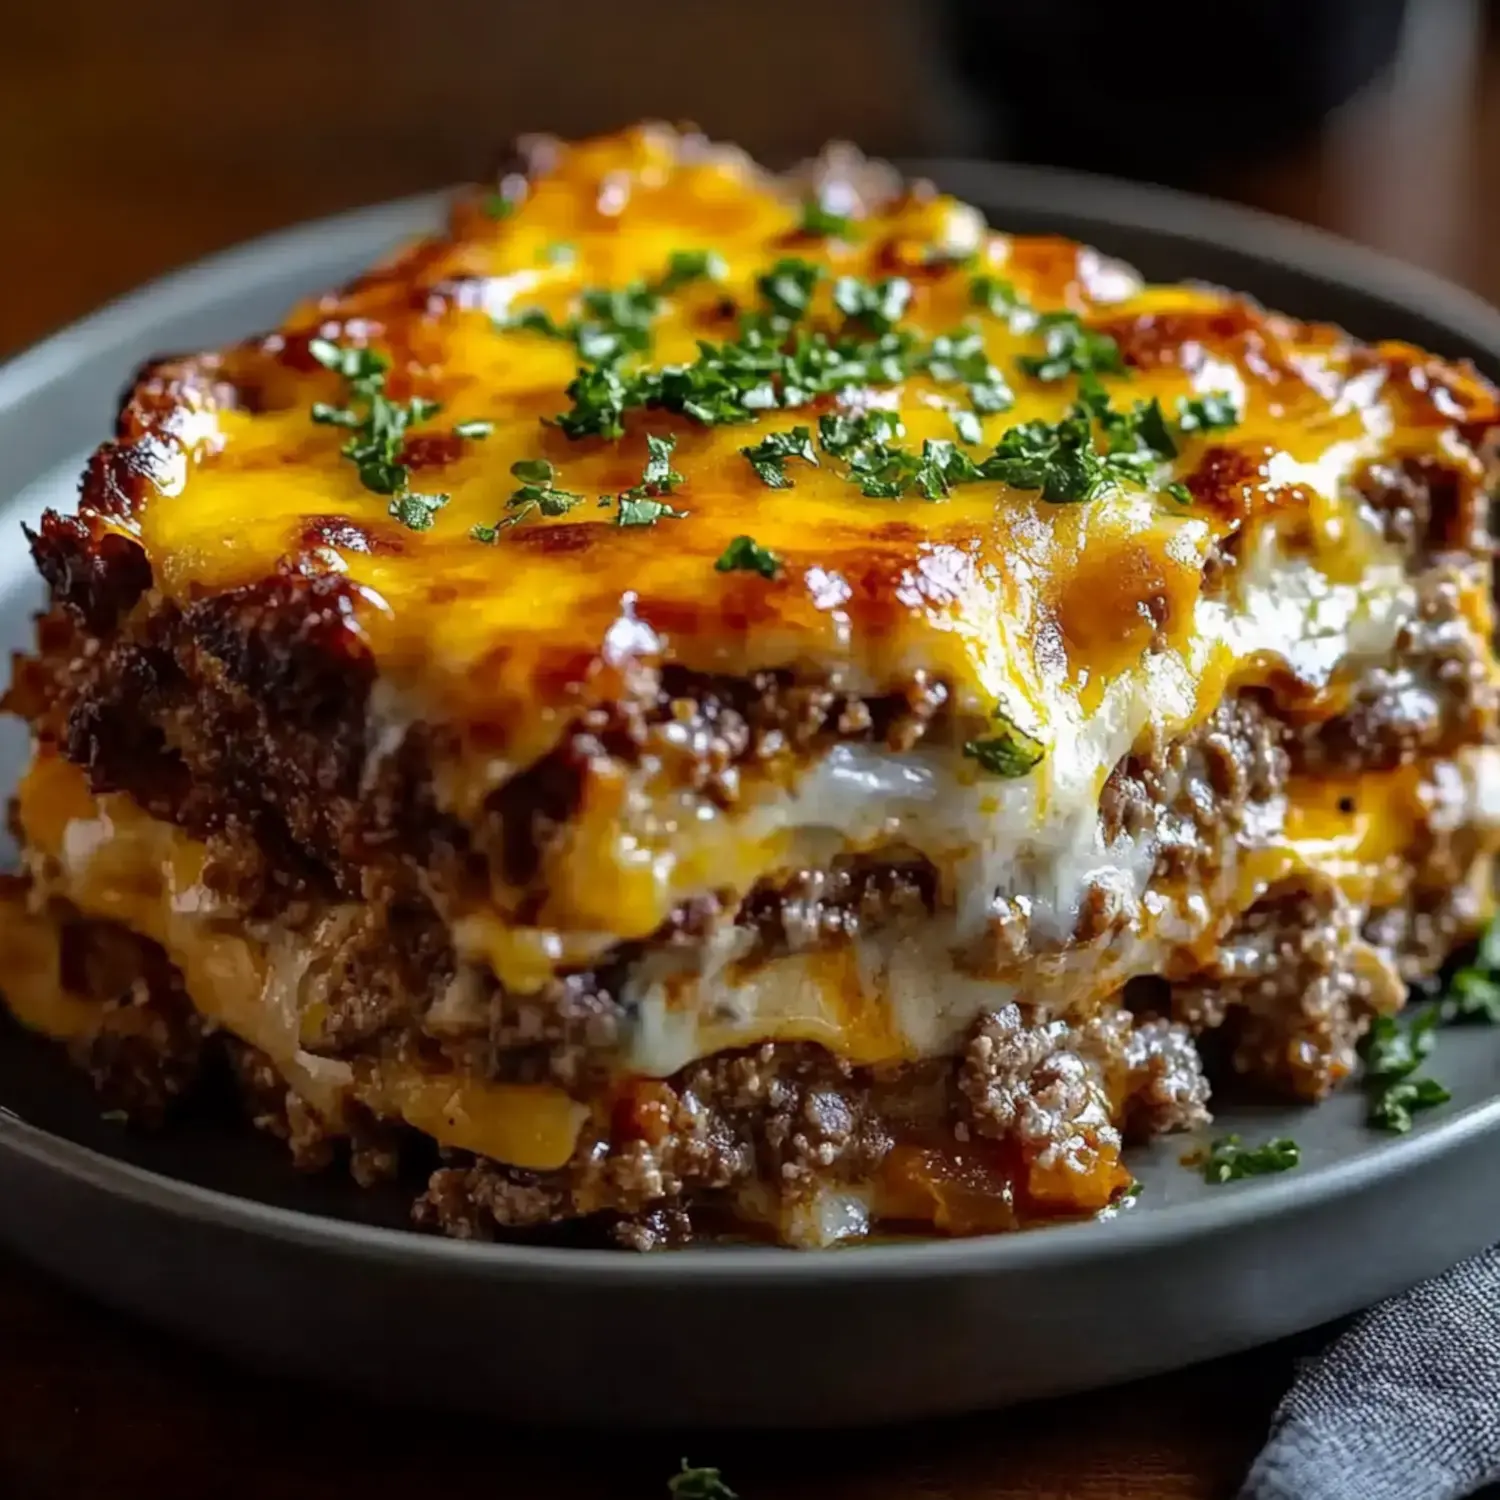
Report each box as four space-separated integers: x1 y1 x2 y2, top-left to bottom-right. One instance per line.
4 3 1500 1497
6 0 1500 358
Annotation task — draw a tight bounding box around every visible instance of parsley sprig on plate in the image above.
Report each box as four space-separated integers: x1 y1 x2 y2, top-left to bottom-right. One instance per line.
1359 916 1500 1132
1202 1135 1300 1184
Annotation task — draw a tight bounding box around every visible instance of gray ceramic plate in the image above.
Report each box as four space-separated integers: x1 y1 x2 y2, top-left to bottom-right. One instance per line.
2 161 1500 1429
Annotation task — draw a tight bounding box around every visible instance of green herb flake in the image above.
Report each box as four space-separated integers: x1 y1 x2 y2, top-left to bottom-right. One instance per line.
471 457 584 541
657 248 728 293
715 535 780 578
817 409 903 457
1164 481 1194 506
952 410 984 445
798 199 857 239
388 492 450 531
542 241 576 266
505 306 573 342
669 1462 738 1500
921 329 1014 414
962 708 1045 778
641 433 684 491
1369 1076 1452 1134
756 257 823 321
307 338 452 531
480 191 517 221
983 414 1110 503
1202 1135 1300 1184
1447 965 1500 1024
969 273 1025 320
1177 390 1241 433
1017 312 1124 383
1360 1008 1451 1133
833 275 913 335
740 425 818 489
1362 1009 1440 1082
554 363 633 440
608 433 687 527
617 496 687 527
1476 912 1500 971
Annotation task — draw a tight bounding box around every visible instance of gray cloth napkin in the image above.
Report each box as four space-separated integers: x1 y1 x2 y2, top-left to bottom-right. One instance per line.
1240 1247 1500 1500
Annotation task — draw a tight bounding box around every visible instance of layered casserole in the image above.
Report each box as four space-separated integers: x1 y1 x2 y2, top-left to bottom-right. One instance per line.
3 125 1499 1248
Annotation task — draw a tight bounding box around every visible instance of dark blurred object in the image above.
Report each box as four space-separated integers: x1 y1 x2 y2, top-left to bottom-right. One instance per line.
941 0 1410 189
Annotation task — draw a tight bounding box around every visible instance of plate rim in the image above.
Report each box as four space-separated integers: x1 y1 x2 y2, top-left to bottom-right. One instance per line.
3 155 1499 1286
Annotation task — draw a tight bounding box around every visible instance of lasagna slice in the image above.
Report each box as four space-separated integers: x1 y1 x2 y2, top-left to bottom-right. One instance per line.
4 125 1499 1249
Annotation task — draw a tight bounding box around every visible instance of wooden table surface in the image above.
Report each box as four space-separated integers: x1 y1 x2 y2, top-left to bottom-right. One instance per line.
5 3 1500 1496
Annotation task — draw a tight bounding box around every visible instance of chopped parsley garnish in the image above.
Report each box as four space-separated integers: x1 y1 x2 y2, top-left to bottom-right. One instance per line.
555 363 633 439
817 409 903 456
983 414 1113 503
921 329 1014 414
555 319 915 437
1164 481 1194 506
715 535 780 578
962 708 1045 778
853 437 987 500
1363 1009 1439 1080
969 273 1026 320
1017 312 1124 383
542 241 576 266
1202 1135 1300 1184
1077 377 1178 465
1354 913 1500 1131
740 426 818 488
1369 1077 1452 1134
1445 914 1500 1022
1446 965 1500 1024
756 256 823 321
833 275 912 335
813 381 1168 506
452 419 494 439
612 433 687 527
502 251 725 367
308 338 451 531
572 281 659 363
480 191 517 220
618 495 686 527
1177 390 1241 433
640 432 682 489
952 409 984 445
471 458 584 541
1361 1008 1448 1133
505 307 573 341
798 199 857 239
658 248 728 292
669 1462 738 1500
818 412 982 499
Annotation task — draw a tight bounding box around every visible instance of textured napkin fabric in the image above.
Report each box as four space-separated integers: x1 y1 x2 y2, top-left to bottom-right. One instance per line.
1240 1247 1500 1500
